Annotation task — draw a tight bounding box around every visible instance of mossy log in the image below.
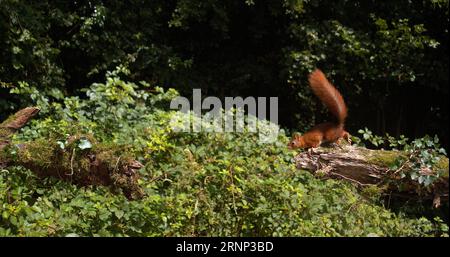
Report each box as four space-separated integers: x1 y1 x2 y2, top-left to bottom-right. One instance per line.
1 107 144 199
294 146 449 208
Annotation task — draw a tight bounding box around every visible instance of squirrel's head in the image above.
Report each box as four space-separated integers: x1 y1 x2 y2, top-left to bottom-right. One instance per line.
288 133 305 149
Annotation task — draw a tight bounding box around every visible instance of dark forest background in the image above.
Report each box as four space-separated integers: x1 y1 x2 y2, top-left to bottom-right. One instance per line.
1 0 448 148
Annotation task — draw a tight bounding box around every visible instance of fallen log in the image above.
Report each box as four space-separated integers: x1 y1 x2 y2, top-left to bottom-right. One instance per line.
294 146 449 208
0 107 144 199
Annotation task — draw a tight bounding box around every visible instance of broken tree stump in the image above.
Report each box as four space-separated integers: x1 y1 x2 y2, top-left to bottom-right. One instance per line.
0 107 40 150
0 107 144 199
294 145 449 208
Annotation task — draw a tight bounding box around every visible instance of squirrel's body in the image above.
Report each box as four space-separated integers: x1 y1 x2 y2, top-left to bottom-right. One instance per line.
288 69 350 149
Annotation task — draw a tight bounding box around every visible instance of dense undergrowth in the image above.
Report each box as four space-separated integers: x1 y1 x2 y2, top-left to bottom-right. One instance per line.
0 70 448 236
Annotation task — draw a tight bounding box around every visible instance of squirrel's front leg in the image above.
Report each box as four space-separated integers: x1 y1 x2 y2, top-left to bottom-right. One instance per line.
307 140 321 155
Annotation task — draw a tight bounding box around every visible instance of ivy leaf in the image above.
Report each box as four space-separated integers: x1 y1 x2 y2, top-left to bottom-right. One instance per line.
424 176 434 187
418 176 425 184
65 233 80 237
78 139 92 150
114 210 125 219
57 141 65 150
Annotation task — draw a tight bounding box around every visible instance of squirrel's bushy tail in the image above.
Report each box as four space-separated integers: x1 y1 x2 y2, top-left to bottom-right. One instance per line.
308 69 347 125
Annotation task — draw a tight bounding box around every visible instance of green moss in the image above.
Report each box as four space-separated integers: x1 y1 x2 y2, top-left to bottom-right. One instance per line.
0 128 12 139
18 138 55 168
433 157 449 178
361 184 384 196
79 158 91 172
367 150 406 167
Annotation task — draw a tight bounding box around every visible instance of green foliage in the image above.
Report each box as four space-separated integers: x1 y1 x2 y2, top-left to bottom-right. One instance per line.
357 128 448 188
400 136 448 187
1 74 447 237
0 0 448 237
0 1 448 147
357 127 410 149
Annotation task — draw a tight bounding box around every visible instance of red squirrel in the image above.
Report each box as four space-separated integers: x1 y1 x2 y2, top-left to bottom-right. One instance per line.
288 69 350 149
